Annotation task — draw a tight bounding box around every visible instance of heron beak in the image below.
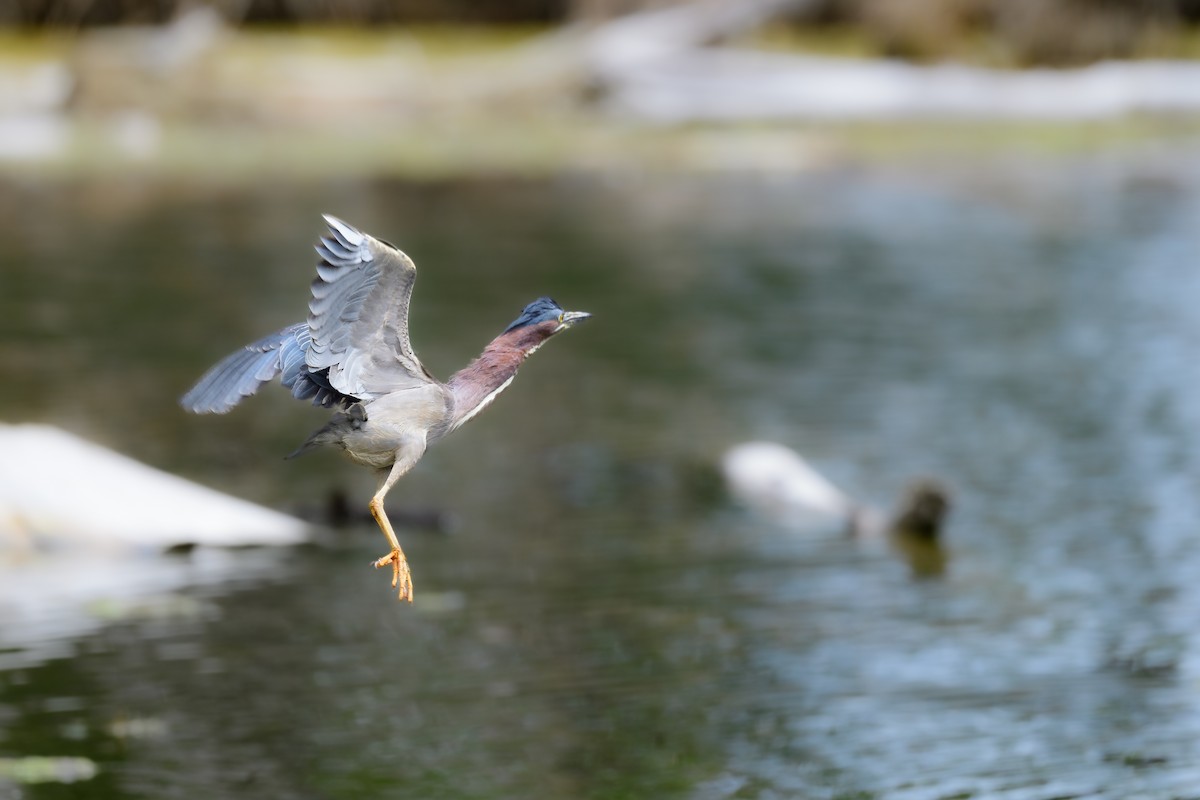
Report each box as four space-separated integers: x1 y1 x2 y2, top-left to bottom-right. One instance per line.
561 310 592 327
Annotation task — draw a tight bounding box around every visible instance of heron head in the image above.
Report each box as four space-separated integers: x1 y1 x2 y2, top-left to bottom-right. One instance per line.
504 297 591 338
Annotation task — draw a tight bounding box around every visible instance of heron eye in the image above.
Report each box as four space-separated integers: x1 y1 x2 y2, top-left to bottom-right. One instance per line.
558 313 564 323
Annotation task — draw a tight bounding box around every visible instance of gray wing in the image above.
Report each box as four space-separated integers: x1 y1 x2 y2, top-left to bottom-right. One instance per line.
181 322 353 414
305 215 435 399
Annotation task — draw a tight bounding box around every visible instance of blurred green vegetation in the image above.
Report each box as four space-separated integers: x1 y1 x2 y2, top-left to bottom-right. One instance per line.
5 0 566 26
7 0 1200 66
745 19 1200 67
823 0 1200 66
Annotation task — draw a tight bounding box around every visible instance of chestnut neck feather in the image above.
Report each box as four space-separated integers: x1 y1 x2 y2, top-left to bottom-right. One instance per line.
446 323 551 430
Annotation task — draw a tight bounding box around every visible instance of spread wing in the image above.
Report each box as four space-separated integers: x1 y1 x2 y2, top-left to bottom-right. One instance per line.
306 215 436 399
181 323 308 414
181 322 353 413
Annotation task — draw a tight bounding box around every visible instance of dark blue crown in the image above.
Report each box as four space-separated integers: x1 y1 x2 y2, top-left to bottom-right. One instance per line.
505 297 563 332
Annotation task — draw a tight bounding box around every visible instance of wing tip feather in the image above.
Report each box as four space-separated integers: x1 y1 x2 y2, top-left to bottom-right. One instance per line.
322 214 365 247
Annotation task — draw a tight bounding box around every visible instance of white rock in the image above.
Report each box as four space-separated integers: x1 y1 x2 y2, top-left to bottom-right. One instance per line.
0 62 73 114
722 441 855 531
0 423 308 551
0 114 69 161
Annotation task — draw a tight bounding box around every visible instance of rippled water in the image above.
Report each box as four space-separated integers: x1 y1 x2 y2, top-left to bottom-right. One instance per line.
3 151 1200 798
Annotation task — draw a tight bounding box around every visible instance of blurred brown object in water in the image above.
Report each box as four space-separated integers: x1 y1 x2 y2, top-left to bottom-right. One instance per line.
885 479 951 577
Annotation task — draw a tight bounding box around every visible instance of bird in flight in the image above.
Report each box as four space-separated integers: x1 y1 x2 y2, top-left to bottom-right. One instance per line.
181 215 591 602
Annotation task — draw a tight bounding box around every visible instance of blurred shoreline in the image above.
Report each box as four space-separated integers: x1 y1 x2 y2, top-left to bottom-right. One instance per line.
9 117 1200 183
3 19 1200 181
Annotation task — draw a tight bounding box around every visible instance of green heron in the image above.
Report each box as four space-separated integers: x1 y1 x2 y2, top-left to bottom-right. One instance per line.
181 216 590 602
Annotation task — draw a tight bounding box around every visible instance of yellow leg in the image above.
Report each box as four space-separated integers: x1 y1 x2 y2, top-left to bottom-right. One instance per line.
368 440 425 603
370 496 413 602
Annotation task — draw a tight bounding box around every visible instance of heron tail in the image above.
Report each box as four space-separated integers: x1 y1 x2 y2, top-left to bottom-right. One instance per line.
285 404 366 459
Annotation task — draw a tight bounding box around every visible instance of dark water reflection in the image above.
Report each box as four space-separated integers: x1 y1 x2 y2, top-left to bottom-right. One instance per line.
3 155 1200 798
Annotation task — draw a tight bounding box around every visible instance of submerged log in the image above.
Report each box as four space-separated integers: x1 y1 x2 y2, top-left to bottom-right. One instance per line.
722 441 856 533
722 440 951 576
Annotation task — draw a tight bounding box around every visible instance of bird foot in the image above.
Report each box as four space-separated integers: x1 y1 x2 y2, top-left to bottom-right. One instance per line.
373 548 413 603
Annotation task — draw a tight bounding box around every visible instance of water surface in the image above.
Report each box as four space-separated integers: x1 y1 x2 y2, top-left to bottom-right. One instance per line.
3 153 1200 798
